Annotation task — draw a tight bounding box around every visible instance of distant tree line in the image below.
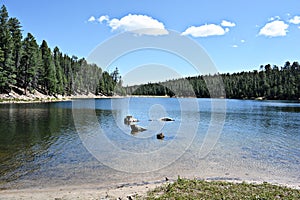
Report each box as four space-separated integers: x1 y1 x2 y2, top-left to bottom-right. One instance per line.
0 5 120 96
125 61 300 100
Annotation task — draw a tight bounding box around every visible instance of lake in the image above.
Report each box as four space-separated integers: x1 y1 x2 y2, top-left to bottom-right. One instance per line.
0 98 299 189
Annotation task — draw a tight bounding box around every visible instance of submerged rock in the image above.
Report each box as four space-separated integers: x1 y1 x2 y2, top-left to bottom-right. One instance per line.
156 133 165 139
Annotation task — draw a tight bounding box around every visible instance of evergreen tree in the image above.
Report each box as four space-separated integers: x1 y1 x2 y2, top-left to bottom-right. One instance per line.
111 67 120 83
125 62 300 100
62 54 73 95
0 5 14 92
40 40 56 95
19 33 39 94
0 47 5 91
53 46 65 95
8 17 22 81
0 4 119 97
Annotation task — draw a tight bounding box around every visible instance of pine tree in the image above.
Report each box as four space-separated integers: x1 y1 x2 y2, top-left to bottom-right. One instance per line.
0 5 14 92
0 4 120 97
53 46 65 95
19 33 39 94
40 40 56 95
62 54 73 95
8 17 22 80
0 47 5 91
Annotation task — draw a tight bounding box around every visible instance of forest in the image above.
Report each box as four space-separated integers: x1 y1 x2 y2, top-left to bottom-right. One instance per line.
1 4 299 100
0 5 119 97
125 61 300 100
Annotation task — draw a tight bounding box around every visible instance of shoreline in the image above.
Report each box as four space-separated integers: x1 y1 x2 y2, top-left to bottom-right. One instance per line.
0 180 164 200
0 84 299 104
0 178 299 200
0 94 113 104
1 95 299 105
0 85 115 104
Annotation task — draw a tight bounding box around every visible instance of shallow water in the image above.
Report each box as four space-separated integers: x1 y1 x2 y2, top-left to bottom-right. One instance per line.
0 98 299 189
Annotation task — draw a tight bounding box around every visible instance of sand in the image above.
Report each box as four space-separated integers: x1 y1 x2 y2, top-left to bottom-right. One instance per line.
0 182 163 200
1 178 299 200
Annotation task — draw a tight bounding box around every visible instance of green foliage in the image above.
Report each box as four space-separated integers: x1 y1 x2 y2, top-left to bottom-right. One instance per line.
19 33 39 94
143 178 300 199
40 40 57 95
8 17 22 80
0 4 119 96
53 46 64 95
0 5 15 92
126 62 300 100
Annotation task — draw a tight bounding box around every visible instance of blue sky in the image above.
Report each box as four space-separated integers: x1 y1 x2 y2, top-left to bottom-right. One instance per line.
2 0 300 85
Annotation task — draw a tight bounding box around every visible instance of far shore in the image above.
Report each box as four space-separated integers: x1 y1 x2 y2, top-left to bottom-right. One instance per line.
1 93 299 104
0 94 119 104
0 93 173 104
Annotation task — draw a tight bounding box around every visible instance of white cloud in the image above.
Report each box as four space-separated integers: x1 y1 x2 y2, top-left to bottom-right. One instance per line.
102 14 168 35
88 16 96 22
240 39 245 43
289 16 300 24
182 24 228 37
232 45 238 48
268 16 280 21
221 20 236 27
98 15 109 23
259 20 289 37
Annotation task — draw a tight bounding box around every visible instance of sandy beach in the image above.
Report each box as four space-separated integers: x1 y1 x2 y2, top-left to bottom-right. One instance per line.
0 178 299 200
0 181 164 200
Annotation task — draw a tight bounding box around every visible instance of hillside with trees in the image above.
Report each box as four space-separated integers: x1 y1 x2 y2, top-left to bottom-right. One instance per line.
125 61 300 100
1 4 299 101
0 5 120 98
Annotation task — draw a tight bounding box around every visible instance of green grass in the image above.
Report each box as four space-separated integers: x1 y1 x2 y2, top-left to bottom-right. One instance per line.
142 177 300 199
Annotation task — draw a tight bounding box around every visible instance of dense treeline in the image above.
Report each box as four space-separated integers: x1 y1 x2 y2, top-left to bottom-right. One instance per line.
222 62 299 99
1 5 298 100
0 5 119 96
125 61 300 100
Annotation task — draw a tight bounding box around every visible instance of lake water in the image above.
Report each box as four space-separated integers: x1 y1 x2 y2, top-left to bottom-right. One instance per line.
0 98 299 189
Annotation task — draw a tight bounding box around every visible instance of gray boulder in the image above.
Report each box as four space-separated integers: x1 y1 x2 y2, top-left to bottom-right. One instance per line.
130 124 147 133
124 115 139 124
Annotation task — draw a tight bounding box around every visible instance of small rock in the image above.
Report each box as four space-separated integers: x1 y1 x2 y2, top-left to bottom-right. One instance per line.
160 117 174 121
130 124 147 133
157 133 165 139
124 115 139 124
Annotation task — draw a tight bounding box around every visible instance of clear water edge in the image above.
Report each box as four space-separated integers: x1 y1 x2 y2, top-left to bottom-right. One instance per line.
0 98 299 189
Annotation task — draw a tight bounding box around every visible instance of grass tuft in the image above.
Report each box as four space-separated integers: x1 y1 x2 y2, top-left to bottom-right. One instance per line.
141 178 300 199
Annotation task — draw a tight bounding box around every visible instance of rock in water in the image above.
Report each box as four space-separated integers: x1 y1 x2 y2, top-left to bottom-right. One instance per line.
130 124 147 133
160 117 174 121
124 115 139 124
157 133 165 139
